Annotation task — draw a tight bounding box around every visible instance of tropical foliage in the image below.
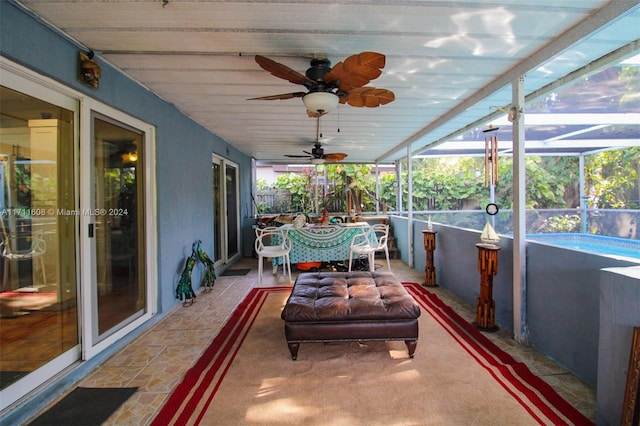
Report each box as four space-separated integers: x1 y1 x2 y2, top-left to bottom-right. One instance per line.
584 147 640 209
256 147 638 220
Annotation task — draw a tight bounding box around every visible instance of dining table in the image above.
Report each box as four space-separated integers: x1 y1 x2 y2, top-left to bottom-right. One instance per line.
273 222 372 266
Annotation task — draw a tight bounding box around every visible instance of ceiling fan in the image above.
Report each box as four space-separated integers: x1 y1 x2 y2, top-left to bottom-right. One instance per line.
285 142 348 163
284 117 348 163
249 52 395 116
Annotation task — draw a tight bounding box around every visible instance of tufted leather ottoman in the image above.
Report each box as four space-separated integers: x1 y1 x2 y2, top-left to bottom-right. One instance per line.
281 271 421 360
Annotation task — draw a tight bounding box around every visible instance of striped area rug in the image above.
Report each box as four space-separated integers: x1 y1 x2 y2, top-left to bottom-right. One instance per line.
152 284 592 425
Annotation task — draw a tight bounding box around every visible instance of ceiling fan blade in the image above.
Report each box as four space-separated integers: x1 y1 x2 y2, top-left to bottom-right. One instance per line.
352 51 386 69
285 154 312 158
342 87 395 107
255 55 316 86
323 153 348 162
248 92 306 101
325 52 385 91
328 63 371 91
342 52 384 80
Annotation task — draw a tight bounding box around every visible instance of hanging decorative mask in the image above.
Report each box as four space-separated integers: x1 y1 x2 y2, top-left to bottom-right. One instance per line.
79 51 101 89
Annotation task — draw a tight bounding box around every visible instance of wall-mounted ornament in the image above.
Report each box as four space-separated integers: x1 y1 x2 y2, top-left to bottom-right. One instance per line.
78 51 101 89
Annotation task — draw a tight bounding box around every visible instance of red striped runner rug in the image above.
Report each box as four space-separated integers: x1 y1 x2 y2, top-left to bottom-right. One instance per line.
404 283 592 426
152 284 592 425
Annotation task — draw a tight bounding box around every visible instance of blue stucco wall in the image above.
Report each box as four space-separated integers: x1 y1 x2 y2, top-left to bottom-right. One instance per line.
0 2 253 314
597 266 640 425
391 216 515 330
527 242 637 386
391 214 639 387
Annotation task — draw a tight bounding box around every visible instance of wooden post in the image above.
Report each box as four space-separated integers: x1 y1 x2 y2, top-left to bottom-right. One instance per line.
422 230 438 287
621 327 640 426
474 243 501 332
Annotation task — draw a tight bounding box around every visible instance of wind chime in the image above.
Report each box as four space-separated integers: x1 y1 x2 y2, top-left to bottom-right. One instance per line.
475 125 501 331
482 125 499 187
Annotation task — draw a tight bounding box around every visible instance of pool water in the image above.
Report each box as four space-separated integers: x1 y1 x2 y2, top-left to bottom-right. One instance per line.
528 233 640 260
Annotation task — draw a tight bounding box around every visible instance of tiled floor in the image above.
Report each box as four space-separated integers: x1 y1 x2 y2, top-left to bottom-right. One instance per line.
29 258 597 425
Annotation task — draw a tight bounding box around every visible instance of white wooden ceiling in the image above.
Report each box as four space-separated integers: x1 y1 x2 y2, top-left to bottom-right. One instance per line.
18 0 640 164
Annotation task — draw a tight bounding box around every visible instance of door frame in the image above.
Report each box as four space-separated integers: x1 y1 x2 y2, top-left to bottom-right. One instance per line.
80 99 157 359
212 154 241 268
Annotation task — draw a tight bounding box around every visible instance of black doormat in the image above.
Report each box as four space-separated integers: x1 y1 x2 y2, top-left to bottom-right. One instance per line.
29 387 138 426
1 371 28 388
220 268 251 276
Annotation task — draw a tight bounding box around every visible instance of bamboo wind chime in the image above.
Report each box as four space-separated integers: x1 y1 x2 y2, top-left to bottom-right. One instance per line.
483 126 499 187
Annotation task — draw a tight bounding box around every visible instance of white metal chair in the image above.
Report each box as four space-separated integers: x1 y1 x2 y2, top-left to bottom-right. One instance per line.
254 227 292 284
1 230 47 291
348 227 377 272
371 224 391 271
348 224 391 272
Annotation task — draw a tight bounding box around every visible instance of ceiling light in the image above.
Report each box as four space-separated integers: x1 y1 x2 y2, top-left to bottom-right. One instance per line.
311 158 325 165
121 151 138 163
303 92 339 115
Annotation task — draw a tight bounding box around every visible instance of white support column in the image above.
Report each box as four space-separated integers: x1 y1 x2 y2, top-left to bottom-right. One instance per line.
251 158 257 217
314 168 319 214
375 163 381 215
407 145 414 267
512 75 528 344
579 155 587 234
396 160 403 214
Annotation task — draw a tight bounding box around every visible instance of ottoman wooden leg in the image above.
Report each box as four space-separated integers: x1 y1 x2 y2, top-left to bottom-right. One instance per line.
405 340 417 358
287 342 300 360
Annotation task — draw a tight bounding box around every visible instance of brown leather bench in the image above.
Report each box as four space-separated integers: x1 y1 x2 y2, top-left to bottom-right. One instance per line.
281 271 421 360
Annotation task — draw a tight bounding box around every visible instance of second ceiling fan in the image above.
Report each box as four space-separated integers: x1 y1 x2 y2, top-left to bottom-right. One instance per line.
284 142 347 163
284 117 348 163
249 52 395 116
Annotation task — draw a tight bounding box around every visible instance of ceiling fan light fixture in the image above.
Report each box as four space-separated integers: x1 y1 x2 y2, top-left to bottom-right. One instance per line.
311 157 325 165
303 92 339 115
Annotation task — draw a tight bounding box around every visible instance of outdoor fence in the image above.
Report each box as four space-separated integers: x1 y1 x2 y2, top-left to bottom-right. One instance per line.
256 186 380 214
411 208 639 239
256 187 638 239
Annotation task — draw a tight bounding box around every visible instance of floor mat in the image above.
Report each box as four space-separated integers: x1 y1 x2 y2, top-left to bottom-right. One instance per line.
0 371 28 388
29 387 138 426
220 268 251 276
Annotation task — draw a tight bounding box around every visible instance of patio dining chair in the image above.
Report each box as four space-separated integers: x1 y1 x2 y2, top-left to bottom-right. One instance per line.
348 227 377 272
348 224 391 272
371 224 391 271
254 227 292 284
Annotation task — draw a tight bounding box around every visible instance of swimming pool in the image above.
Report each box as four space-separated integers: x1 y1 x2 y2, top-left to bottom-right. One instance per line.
528 233 640 261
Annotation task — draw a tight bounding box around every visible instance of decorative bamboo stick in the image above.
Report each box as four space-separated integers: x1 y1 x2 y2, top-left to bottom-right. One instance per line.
482 126 499 187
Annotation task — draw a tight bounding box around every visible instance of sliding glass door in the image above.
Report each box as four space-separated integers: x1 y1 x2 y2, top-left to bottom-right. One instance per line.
0 57 157 410
212 155 240 267
91 116 145 339
0 83 79 410
81 105 155 359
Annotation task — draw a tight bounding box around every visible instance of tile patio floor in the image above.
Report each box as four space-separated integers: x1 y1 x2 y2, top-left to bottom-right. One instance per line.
26 258 596 425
